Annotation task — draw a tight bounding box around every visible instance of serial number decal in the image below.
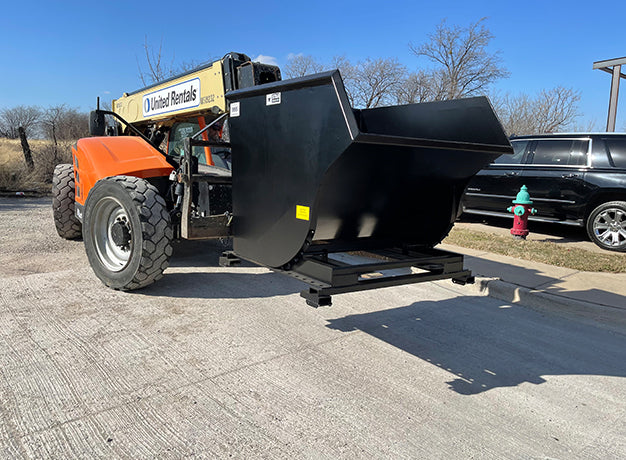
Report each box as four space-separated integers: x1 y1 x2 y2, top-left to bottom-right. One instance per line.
230 102 240 117
266 92 281 106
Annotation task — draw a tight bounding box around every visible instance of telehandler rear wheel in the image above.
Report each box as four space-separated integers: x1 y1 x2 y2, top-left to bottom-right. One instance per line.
83 176 173 290
52 163 82 239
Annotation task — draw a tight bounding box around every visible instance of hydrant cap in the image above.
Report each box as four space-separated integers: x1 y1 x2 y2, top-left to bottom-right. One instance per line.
512 185 533 204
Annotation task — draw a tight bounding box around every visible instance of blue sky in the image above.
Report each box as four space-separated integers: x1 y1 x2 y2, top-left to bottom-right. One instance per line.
1 0 625 130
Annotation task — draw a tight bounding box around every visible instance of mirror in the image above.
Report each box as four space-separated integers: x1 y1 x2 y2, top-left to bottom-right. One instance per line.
89 110 106 136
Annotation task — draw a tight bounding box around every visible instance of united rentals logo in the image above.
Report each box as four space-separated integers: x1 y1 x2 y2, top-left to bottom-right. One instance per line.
142 78 200 117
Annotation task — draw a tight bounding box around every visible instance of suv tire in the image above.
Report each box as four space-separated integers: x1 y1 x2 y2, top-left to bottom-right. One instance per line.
586 201 626 252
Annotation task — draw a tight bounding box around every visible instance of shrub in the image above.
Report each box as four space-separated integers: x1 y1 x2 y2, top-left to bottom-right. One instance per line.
0 138 73 192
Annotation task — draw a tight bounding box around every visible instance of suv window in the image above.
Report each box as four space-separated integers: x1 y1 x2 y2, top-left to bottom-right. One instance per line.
530 139 588 166
604 138 626 168
494 140 528 164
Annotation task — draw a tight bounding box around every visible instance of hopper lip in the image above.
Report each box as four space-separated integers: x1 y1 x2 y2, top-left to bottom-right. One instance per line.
355 133 514 155
226 70 340 100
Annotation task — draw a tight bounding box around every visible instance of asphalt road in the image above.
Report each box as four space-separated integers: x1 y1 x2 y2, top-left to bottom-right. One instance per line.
1 197 625 459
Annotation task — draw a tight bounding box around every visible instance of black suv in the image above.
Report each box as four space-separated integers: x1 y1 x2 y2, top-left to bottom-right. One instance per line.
462 133 626 252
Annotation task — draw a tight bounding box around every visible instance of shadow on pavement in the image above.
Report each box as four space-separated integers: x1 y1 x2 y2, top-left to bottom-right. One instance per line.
0 196 51 212
143 271 304 299
326 296 626 395
169 239 257 269
463 256 626 309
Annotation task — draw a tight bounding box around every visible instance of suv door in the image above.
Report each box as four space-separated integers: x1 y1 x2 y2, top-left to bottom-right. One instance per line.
463 139 529 213
520 138 591 222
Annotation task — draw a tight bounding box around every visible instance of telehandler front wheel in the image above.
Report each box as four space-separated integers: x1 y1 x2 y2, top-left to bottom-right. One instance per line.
83 176 173 290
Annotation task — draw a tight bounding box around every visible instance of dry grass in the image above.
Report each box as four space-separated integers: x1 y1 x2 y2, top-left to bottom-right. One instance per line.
0 138 72 193
444 226 626 273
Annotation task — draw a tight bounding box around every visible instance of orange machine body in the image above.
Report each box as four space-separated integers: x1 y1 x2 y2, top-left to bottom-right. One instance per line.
72 136 174 206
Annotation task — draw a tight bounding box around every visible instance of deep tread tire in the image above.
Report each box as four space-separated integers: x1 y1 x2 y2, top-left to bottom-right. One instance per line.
52 164 82 239
83 176 173 290
586 201 626 252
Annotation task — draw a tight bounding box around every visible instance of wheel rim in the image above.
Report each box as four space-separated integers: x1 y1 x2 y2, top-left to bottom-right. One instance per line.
90 197 132 271
592 207 626 248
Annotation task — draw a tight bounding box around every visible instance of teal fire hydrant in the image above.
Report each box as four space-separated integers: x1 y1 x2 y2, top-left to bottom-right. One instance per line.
507 185 537 239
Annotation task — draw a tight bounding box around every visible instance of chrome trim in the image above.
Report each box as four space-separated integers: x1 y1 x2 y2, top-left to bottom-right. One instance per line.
518 165 590 169
465 192 575 204
462 208 584 227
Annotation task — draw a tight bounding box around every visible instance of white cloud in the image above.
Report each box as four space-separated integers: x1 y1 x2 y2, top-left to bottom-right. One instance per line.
254 55 278 66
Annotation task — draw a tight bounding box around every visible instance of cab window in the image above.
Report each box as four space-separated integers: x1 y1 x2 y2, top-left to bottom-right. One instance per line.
167 118 231 170
168 121 200 158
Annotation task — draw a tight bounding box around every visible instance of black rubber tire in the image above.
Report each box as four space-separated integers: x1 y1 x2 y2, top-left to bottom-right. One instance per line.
52 163 82 239
83 176 173 290
585 201 626 252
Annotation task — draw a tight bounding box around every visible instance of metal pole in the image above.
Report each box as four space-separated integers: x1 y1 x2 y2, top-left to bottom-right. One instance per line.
607 64 621 132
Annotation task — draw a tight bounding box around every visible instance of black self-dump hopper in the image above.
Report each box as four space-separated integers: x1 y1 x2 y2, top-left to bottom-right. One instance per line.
225 71 512 306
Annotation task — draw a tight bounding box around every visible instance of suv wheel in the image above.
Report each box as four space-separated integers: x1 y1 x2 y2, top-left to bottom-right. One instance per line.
586 201 626 252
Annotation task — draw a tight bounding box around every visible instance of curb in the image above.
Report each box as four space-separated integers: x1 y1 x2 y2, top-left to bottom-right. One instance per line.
458 276 626 331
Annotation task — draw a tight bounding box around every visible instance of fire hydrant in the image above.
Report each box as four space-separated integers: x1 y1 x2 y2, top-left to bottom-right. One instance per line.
507 185 537 239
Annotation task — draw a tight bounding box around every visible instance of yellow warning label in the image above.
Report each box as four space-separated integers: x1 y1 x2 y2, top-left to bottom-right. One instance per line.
296 205 310 221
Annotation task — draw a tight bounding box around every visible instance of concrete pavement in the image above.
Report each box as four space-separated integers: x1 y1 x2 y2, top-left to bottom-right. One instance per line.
3 197 626 458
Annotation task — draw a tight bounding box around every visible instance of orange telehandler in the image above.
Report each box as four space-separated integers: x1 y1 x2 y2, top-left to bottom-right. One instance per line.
52 52 512 306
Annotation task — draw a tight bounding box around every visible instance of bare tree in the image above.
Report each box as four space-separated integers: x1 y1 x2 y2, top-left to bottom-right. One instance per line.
396 70 448 105
0 105 41 138
351 58 407 108
137 36 206 85
534 86 581 133
494 87 581 135
41 105 64 161
283 54 407 108
137 36 175 85
41 105 89 160
410 18 509 100
283 54 325 78
568 118 599 133
18 127 34 171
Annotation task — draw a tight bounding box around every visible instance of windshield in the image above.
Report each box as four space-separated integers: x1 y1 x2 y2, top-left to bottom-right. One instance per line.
168 118 231 170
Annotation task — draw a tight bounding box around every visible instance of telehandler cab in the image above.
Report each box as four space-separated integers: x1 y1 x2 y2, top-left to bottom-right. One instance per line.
52 52 512 306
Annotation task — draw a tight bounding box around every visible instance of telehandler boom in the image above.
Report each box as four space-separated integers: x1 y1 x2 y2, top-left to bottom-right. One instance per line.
52 52 512 306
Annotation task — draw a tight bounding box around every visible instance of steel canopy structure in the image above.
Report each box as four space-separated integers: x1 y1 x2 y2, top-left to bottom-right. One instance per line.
593 56 626 132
